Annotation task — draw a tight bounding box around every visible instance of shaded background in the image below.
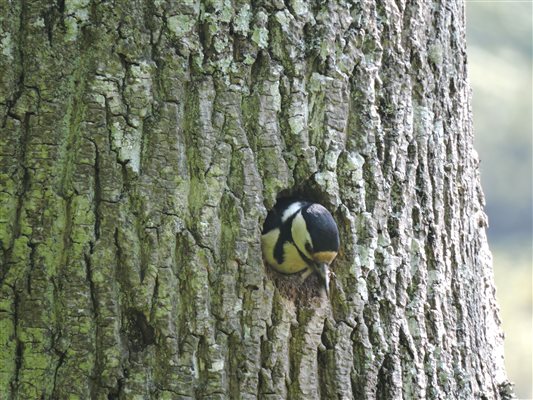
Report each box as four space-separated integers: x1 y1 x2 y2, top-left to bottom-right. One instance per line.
466 2 532 398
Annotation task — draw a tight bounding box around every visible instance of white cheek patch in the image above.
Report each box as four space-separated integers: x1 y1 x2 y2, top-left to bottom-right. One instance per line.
281 202 303 222
292 213 313 258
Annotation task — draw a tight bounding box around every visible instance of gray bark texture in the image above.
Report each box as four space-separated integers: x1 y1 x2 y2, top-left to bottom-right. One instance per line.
0 0 512 399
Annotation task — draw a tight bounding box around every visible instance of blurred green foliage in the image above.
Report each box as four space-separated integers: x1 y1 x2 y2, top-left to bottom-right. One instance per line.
492 245 532 400
468 3 532 240
466 2 532 399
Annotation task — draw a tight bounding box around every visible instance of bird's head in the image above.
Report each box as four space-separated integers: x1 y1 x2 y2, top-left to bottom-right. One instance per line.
291 203 339 295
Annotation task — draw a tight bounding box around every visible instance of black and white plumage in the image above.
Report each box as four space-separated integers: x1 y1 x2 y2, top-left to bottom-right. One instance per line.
261 198 340 296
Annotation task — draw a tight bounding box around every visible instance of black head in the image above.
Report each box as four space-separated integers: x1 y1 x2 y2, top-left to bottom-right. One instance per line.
301 203 339 253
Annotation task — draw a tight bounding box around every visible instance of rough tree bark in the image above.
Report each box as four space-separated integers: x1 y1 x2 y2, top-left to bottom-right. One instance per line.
0 0 512 399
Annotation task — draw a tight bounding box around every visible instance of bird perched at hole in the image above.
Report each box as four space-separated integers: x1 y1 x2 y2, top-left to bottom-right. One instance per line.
261 198 340 296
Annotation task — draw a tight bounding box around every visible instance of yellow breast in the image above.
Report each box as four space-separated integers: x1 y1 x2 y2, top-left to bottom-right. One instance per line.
275 241 309 274
261 230 309 274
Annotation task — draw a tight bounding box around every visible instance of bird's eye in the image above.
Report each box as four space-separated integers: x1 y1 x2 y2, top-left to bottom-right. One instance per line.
305 242 313 253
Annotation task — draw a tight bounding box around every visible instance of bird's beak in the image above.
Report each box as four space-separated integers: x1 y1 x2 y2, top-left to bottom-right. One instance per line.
315 263 330 297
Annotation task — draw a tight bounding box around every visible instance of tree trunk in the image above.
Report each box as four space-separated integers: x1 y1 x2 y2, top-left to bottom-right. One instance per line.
0 1 512 399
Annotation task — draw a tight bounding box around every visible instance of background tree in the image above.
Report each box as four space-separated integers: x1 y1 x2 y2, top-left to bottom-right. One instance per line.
466 4 532 397
0 1 512 399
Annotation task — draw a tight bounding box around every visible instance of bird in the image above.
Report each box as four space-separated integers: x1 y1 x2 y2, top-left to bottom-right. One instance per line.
261 198 340 296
